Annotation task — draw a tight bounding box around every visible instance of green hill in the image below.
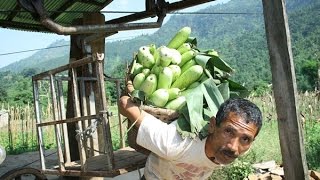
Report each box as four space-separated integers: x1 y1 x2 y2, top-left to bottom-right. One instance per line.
0 0 319 91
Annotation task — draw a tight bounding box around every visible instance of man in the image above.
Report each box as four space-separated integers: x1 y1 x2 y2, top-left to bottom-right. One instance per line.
118 95 262 180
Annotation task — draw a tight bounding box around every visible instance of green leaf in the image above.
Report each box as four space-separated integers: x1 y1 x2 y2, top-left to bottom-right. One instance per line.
185 85 204 133
227 79 250 98
201 78 224 116
195 54 216 80
186 37 197 47
218 81 230 101
176 116 196 139
199 52 234 73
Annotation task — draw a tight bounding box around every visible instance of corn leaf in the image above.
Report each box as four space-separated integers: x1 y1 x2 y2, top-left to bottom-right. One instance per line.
217 81 230 101
185 85 204 133
227 79 250 98
199 51 234 73
201 78 225 116
186 36 197 47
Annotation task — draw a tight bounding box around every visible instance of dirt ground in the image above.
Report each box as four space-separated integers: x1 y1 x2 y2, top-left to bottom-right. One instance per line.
0 150 143 180
0 150 61 179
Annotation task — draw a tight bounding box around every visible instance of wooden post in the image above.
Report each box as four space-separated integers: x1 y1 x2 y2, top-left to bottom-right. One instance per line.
262 0 309 179
83 12 114 169
67 19 83 162
116 80 125 148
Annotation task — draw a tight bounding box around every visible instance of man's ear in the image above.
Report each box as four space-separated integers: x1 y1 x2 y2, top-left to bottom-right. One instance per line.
208 116 216 134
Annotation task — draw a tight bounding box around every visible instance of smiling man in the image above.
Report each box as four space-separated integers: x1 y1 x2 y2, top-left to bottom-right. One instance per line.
118 96 262 180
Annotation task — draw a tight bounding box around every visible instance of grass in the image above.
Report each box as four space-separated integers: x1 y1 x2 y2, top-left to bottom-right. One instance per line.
1 93 319 179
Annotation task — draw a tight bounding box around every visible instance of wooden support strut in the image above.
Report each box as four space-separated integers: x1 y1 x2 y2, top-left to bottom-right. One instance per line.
262 0 309 179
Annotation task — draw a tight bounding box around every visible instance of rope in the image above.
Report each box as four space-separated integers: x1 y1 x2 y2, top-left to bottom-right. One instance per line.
75 118 102 141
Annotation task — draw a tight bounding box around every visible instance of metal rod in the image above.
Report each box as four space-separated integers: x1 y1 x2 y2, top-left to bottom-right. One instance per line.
40 16 164 35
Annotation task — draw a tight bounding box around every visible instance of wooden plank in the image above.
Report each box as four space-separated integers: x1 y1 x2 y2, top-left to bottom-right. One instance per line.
32 80 46 170
84 13 114 172
262 0 309 179
47 147 146 177
80 79 90 158
49 74 66 171
57 80 71 163
71 67 87 169
32 56 95 80
36 114 99 127
116 80 126 148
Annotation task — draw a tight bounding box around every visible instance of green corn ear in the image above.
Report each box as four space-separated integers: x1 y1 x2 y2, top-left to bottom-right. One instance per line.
139 74 157 97
158 67 173 89
168 65 181 82
142 68 151 76
137 46 150 63
171 65 203 90
167 88 181 101
131 62 143 76
179 50 197 67
149 89 169 107
141 53 155 68
177 43 192 54
151 65 163 76
180 59 197 74
165 96 186 110
170 48 182 64
149 44 156 55
133 73 146 89
167 27 192 49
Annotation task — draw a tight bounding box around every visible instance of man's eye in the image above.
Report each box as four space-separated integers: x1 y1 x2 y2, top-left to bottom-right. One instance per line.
225 128 233 135
241 137 251 144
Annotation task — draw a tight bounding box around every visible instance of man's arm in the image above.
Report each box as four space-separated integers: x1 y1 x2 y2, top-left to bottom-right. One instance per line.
118 95 145 128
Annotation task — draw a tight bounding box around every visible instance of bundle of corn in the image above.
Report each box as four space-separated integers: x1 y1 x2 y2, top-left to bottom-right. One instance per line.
127 26 248 140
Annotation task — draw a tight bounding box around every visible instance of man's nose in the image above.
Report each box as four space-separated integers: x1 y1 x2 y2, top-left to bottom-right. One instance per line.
227 138 239 152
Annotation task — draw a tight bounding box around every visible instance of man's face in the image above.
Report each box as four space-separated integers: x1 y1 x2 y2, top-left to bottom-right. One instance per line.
205 112 258 165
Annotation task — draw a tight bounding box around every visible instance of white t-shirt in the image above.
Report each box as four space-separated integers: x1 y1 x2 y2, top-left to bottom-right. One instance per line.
136 113 221 180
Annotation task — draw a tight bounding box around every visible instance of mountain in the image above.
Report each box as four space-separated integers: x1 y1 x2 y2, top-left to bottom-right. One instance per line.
0 0 319 90
1 39 69 72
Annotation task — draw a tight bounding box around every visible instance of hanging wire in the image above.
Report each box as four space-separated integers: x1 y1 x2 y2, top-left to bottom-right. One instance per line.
0 10 262 57
0 9 261 15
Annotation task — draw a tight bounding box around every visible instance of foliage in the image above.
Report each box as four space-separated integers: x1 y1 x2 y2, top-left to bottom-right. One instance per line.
0 0 318 103
305 122 320 170
300 59 319 91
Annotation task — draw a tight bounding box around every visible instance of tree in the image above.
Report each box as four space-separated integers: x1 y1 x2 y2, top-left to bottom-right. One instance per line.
300 59 319 91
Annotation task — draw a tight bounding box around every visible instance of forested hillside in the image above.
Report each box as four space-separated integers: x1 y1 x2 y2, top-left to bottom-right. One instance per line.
0 0 319 104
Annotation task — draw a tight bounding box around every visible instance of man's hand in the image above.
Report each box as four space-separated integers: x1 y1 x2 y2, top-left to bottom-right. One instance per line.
118 95 145 128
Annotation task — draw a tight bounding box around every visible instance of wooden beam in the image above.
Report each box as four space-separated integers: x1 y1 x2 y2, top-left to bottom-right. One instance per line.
262 0 309 179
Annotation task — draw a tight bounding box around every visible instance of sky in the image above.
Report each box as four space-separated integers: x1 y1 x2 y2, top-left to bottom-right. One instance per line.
0 0 230 68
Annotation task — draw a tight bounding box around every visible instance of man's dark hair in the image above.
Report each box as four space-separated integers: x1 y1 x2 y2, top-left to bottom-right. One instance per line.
215 98 263 136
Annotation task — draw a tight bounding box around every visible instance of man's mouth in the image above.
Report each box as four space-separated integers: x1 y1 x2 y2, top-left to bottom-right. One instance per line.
222 150 237 160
